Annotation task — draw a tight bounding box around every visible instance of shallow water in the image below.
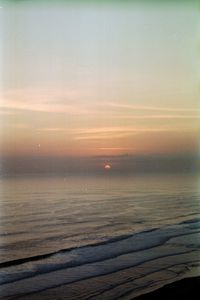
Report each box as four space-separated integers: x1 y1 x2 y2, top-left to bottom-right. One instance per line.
0 174 200 299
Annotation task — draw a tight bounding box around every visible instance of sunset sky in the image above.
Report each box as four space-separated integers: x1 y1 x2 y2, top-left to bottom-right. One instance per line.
0 0 199 174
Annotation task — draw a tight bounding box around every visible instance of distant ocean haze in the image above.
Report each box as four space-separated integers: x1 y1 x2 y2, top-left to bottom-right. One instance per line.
0 153 199 177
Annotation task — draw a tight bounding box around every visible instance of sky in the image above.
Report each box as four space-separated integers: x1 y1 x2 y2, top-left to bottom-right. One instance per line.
0 0 199 174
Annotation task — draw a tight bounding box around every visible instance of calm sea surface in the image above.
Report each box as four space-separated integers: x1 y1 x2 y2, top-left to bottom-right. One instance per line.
0 174 200 299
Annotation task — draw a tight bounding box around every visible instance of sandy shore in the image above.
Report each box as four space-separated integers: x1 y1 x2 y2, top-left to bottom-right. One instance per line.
133 276 200 300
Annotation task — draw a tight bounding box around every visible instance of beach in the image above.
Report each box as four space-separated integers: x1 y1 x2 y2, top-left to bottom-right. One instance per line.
133 276 200 300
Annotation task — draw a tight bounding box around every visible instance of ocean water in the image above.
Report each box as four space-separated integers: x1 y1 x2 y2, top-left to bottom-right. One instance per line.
0 174 200 299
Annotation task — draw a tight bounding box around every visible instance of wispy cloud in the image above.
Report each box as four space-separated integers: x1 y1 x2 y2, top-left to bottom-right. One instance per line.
72 126 185 141
73 132 136 140
99 147 133 151
107 102 200 113
1 88 199 115
40 127 69 132
110 114 200 120
0 110 15 116
0 88 91 115
37 124 198 142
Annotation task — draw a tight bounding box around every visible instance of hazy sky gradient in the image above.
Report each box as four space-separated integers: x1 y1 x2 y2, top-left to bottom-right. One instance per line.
0 0 199 170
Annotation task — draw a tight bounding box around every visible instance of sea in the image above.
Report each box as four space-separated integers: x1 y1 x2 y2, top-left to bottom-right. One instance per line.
0 173 200 299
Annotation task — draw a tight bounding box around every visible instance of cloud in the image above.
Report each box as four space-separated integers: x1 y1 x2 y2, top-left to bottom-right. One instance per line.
107 102 200 113
40 127 69 132
0 88 91 114
72 126 185 141
99 147 133 151
1 88 199 116
36 124 198 142
111 114 200 120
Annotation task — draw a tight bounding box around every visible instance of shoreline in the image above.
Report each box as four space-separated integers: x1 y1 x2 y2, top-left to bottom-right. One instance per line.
133 276 200 300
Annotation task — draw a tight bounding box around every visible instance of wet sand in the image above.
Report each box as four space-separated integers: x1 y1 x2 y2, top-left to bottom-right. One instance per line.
133 276 200 300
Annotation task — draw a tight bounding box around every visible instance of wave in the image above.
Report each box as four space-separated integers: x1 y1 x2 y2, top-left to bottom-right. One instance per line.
0 218 200 299
1 222 200 271
180 218 200 225
0 232 135 269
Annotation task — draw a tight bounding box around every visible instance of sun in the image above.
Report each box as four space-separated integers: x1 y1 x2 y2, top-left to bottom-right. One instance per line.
104 164 111 170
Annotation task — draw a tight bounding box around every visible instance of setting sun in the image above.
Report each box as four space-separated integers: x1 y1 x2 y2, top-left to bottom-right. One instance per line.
104 164 111 170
